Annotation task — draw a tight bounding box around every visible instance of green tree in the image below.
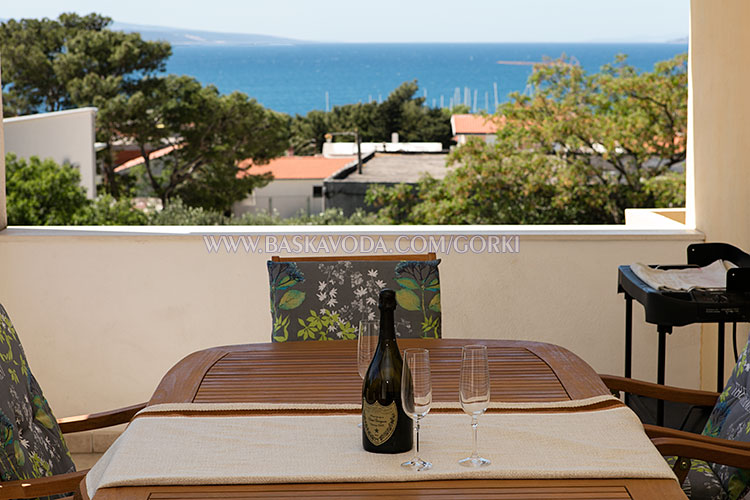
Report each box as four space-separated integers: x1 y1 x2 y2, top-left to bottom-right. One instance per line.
5 153 146 225
0 13 171 197
99 75 290 213
328 101 381 141
0 13 170 115
368 54 687 224
291 81 454 153
375 81 419 140
365 183 426 224
147 198 229 225
5 154 91 225
290 110 329 155
85 195 148 225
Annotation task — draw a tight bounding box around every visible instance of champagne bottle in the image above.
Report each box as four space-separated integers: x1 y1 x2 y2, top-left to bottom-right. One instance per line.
362 289 413 453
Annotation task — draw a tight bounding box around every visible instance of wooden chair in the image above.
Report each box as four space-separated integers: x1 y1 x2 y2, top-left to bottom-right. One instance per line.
601 367 750 498
0 403 146 499
267 253 441 341
0 303 146 499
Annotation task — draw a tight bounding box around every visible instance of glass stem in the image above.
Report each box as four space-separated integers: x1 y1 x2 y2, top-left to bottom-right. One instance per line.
471 416 479 458
414 417 421 460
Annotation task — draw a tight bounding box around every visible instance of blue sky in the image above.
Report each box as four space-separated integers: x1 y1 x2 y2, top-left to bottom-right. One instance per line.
3 0 689 43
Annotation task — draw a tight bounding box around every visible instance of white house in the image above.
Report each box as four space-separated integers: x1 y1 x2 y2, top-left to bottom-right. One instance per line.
234 155 357 218
450 113 503 145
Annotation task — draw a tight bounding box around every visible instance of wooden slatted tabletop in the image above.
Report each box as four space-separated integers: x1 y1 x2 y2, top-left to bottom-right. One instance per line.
193 343 567 404
92 339 685 500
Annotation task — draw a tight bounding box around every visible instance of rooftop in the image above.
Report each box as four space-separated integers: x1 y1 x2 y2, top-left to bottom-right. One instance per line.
115 151 357 180
451 114 504 135
114 145 179 173
332 153 450 183
237 155 356 180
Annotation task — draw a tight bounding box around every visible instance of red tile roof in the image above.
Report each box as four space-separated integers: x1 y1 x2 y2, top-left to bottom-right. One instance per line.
114 145 179 173
451 114 505 135
113 149 142 167
115 149 356 180
237 156 356 180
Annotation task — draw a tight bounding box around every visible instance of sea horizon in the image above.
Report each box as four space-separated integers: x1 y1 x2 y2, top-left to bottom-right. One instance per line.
165 42 688 116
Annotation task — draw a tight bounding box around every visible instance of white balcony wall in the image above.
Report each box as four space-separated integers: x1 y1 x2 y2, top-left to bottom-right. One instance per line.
3 108 97 199
0 226 707 418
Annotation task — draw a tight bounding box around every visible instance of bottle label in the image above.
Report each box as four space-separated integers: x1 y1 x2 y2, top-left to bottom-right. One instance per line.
362 399 398 446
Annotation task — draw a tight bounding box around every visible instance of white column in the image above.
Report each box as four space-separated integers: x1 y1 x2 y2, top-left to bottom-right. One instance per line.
0 60 6 230
688 0 750 389
688 0 750 248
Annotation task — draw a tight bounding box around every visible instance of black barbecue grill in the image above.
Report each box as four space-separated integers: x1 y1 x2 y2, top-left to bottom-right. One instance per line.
617 242 750 425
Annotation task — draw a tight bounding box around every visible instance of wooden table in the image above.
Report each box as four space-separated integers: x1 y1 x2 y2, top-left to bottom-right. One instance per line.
91 339 686 500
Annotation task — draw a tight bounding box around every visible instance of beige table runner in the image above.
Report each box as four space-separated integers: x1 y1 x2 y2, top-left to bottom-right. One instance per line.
86 397 675 498
135 394 621 414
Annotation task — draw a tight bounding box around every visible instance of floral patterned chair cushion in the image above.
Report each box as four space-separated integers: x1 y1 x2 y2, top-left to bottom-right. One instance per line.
690 336 750 500
267 259 441 341
0 303 75 484
667 456 727 500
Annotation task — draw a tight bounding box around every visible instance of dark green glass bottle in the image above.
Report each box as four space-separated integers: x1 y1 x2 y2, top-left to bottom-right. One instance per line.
362 289 413 453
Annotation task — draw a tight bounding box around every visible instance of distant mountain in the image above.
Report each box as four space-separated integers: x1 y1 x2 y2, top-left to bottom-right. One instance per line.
111 21 310 46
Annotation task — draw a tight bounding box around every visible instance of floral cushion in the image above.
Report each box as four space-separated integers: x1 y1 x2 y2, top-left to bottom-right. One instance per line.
267 259 441 341
700 337 750 500
0 303 75 486
667 456 727 500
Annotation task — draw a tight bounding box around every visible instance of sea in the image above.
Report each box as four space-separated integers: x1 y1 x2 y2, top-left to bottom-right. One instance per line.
165 43 688 117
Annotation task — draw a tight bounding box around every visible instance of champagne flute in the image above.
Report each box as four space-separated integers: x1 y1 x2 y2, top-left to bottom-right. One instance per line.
458 344 491 467
357 320 379 427
401 348 432 471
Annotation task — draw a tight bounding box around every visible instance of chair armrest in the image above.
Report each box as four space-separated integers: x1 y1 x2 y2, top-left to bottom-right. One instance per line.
645 425 750 452
651 437 750 470
600 374 719 407
57 402 147 434
0 469 87 499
